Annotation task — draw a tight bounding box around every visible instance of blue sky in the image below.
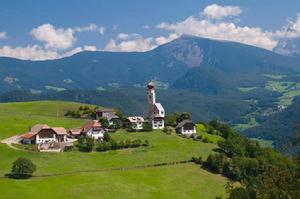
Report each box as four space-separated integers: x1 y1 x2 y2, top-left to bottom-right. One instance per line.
0 0 299 60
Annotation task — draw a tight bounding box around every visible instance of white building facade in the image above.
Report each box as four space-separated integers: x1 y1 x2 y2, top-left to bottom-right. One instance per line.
176 120 196 136
81 120 105 140
128 116 144 130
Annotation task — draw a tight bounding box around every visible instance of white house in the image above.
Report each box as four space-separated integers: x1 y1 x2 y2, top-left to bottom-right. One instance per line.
96 108 119 125
176 120 196 135
22 124 67 144
80 120 106 140
147 80 165 129
127 116 144 130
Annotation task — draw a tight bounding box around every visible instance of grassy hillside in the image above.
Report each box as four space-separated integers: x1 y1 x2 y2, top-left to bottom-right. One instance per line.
0 101 88 139
0 101 229 199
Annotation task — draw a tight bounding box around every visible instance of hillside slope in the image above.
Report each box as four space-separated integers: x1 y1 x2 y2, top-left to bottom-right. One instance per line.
0 101 229 199
244 97 300 152
0 35 299 95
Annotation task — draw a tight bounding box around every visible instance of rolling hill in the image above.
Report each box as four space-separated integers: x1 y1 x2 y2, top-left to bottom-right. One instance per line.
0 101 229 199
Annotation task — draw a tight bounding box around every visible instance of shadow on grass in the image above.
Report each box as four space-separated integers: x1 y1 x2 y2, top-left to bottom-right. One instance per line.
4 173 32 179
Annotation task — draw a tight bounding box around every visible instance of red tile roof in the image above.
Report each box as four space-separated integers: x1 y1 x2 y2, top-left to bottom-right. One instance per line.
22 124 67 139
81 120 103 134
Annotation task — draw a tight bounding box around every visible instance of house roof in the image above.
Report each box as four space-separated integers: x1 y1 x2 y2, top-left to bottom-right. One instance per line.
22 132 36 139
22 124 67 139
69 128 81 135
128 116 144 123
176 120 195 128
81 120 103 134
154 103 164 112
52 127 67 135
30 124 50 134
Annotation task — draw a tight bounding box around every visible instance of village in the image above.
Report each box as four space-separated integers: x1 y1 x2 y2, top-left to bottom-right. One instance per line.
13 80 197 152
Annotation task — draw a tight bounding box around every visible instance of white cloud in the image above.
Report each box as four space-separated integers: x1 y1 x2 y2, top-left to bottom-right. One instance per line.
0 45 59 60
98 26 106 35
0 44 98 60
143 25 150 29
105 38 155 52
272 14 300 39
155 33 178 45
31 24 75 49
31 23 106 50
0 31 7 39
63 45 97 57
75 24 106 35
157 6 277 50
74 23 98 32
202 4 241 20
104 33 178 52
117 33 141 40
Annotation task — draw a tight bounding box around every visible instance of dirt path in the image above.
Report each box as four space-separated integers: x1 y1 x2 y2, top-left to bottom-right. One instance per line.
0 135 23 150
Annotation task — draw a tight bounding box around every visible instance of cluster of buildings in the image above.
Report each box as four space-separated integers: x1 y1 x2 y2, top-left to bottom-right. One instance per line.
21 80 196 148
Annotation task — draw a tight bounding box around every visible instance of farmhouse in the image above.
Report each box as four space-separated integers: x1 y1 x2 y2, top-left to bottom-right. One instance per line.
176 120 196 135
22 124 67 144
148 80 165 129
96 108 119 125
127 116 144 130
78 120 106 140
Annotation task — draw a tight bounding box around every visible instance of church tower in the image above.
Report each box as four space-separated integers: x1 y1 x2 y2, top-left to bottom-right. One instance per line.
148 80 155 119
147 80 165 129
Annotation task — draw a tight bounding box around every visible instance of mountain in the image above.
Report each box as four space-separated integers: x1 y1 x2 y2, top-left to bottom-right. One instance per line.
0 35 300 95
274 37 300 57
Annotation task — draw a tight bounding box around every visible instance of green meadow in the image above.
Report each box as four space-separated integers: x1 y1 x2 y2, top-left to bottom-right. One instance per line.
0 101 229 199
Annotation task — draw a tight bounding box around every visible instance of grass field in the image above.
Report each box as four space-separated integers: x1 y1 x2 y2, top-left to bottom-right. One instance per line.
0 101 229 199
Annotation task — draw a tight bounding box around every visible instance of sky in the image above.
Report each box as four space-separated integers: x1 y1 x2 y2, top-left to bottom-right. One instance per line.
0 0 299 60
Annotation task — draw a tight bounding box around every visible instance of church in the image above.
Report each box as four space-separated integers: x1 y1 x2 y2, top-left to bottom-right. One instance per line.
147 80 165 129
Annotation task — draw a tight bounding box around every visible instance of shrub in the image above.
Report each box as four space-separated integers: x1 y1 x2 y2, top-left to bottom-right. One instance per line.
85 137 95 152
143 140 149 147
125 139 132 148
10 158 36 179
96 143 106 152
99 117 109 128
110 139 118 150
228 187 250 199
103 132 112 142
205 153 227 173
132 139 142 147
192 156 203 165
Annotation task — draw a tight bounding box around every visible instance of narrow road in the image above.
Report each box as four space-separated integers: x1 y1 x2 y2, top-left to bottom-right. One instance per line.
0 135 23 150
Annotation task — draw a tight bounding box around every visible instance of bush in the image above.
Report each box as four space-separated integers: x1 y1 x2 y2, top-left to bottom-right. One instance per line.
132 139 142 147
103 132 112 142
163 127 172 134
205 153 227 173
143 140 149 147
203 137 209 143
99 117 109 128
192 156 203 165
228 187 250 199
10 158 36 179
142 121 152 131
96 143 106 152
